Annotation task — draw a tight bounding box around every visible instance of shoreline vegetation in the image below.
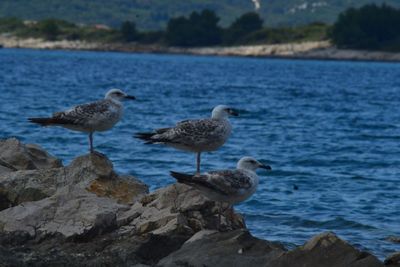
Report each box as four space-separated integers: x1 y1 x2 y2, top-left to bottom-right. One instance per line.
1 4 400 61
2 37 400 62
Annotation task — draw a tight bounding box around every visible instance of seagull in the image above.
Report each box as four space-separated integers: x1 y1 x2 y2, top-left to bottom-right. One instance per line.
170 157 271 206
134 105 238 174
28 89 135 153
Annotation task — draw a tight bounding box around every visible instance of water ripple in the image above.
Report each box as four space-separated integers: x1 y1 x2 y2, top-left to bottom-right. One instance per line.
1 48 399 260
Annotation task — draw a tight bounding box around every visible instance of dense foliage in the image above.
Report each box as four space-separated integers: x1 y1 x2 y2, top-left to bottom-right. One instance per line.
331 4 400 51
244 22 329 45
166 10 221 47
120 21 138 42
0 17 25 33
0 11 329 47
2 3 399 51
223 12 263 44
164 11 329 46
38 19 61 41
0 0 399 30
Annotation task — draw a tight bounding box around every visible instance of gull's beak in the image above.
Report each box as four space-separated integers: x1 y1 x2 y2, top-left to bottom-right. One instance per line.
259 164 272 170
124 95 136 100
228 109 239 117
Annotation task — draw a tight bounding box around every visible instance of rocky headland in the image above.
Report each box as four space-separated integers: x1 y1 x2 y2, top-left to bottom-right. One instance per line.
0 137 398 266
1 36 400 62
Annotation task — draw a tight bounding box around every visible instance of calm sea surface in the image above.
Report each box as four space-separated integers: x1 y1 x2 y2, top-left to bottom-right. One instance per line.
1 48 399 259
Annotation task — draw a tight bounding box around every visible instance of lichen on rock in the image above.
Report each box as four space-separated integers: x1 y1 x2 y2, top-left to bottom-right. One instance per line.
0 139 149 209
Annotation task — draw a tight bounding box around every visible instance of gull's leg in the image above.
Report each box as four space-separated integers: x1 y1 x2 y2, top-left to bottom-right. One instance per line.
196 152 201 175
89 132 94 153
218 202 222 230
228 205 234 225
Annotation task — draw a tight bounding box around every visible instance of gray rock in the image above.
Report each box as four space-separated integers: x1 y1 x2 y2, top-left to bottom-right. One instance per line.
0 187 386 267
268 232 383 267
0 225 188 267
0 182 247 266
385 252 400 267
0 186 129 239
157 229 286 267
0 152 149 209
0 168 64 209
158 231 383 267
0 140 387 267
387 236 400 244
65 152 116 184
0 164 14 175
133 184 245 235
0 138 62 171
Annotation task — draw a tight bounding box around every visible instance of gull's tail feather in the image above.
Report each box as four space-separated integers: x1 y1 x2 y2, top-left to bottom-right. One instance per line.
28 117 57 126
170 171 194 184
134 132 157 144
170 171 215 193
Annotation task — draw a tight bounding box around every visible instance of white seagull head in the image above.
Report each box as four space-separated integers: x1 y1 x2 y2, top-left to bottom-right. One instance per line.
237 156 271 172
211 105 239 119
105 88 136 102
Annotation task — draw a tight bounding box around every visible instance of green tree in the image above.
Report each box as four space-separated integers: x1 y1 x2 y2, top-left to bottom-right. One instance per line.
224 12 263 44
189 9 221 46
165 16 190 46
120 21 138 42
331 4 400 51
165 9 221 47
38 19 60 41
0 17 25 33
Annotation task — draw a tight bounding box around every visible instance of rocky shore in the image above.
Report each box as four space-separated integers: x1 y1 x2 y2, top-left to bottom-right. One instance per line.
1 35 400 62
0 138 398 266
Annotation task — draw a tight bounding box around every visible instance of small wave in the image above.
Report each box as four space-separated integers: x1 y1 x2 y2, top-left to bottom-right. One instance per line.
298 217 378 231
359 134 400 141
244 213 377 231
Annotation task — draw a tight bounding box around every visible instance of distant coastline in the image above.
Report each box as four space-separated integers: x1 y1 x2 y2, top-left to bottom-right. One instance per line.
1 36 400 62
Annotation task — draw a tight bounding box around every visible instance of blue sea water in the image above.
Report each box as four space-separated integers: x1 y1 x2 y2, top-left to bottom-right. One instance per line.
0 48 399 259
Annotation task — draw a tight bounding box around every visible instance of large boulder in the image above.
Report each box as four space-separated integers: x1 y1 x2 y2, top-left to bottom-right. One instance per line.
0 182 247 266
132 183 245 236
268 232 383 267
157 229 286 267
385 252 400 267
0 183 246 266
0 186 129 240
0 137 65 209
0 139 387 266
387 236 400 244
158 231 383 267
0 138 62 171
63 153 149 204
2 178 382 267
0 167 64 210
0 151 149 209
